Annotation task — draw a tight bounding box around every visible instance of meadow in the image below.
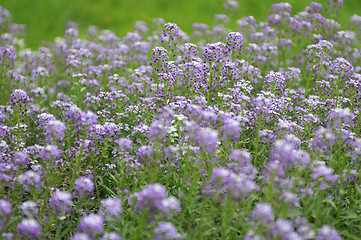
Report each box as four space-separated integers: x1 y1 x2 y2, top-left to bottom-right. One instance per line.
1 0 361 239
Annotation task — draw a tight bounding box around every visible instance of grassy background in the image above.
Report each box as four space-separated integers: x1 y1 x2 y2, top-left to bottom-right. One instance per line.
1 0 360 48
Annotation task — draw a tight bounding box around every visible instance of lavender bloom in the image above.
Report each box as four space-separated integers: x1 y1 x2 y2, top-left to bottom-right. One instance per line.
1 232 13 240
194 127 219 155
250 203 275 224
137 145 154 164
280 191 300 207
49 190 73 214
227 149 257 178
77 213 104 234
148 120 168 141
39 145 62 160
99 197 122 220
115 138 133 152
180 43 198 63
306 40 333 63
271 219 301 240
71 232 94 240
202 42 228 63
65 48 92 73
9 89 31 107
326 0 343 16
294 217 315 239
209 167 259 198
154 222 184 240
270 138 310 170
150 47 169 70
311 161 339 189
305 2 323 13
17 218 42 238
0 45 16 67
284 67 301 85
18 170 42 192
330 57 354 79
162 23 180 48
0 199 11 229
264 71 286 93
44 120 66 143
328 107 353 127
19 201 38 218
226 32 243 56
220 118 241 142
223 0 239 12
130 183 180 218
244 231 265 240
316 225 341 240
0 6 11 28
100 232 121 240
13 151 29 167
73 177 94 198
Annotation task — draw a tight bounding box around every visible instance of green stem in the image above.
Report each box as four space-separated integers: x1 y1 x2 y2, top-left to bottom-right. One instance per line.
208 62 213 103
69 139 85 191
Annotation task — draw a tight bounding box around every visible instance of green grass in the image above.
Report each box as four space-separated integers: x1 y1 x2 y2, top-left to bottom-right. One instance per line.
1 0 360 48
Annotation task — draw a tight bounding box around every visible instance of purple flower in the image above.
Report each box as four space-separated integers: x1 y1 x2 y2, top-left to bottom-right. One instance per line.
148 120 168 141
0 199 11 229
9 89 31 107
316 225 341 240
330 57 354 79
271 219 300 240
280 191 300 207
202 42 228 63
77 213 104 234
100 232 121 240
99 197 122 220
1 232 13 240
19 201 38 218
71 232 94 240
154 222 184 240
18 170 42 192
44 120 66 143
17 218 42 238
115 138 133 152
209 167 258 198
180 43 198 63
223 0 238 12
150 47 169 69
226 32 243 55
227 149 258 178
194 127 219 155
221 118 241 142
250 203 275 224
162 23 180 47
49 190 73 214
13 151 29 167
130 183 180 218
39 145 62 160
264 71 286 93
270 138 310 171
215 14 230 25
73 177 94 198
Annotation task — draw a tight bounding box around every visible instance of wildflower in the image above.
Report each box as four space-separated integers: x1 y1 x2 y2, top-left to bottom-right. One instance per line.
17 218 42 238
73 177 94 198
77 213 104 235
49 190 73 214
154 222 184 240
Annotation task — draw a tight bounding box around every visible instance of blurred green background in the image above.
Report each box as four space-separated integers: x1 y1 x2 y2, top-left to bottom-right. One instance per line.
1 0 360 48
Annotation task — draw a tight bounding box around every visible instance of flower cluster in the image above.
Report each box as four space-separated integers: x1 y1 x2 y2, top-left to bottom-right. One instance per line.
0 0 360 239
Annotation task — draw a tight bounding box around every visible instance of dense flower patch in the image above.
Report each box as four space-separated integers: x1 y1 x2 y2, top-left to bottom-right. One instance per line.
1 0 361 239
